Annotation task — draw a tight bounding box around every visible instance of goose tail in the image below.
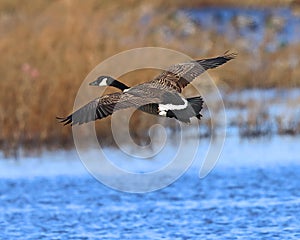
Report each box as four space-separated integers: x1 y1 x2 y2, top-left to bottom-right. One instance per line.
186 96 204 119
166 96 204 123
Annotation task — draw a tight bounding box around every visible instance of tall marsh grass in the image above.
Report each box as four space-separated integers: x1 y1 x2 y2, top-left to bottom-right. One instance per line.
0 0 299 156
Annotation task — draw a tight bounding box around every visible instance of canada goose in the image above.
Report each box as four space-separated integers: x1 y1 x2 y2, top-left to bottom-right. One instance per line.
57 52 236 125
89 75 204 120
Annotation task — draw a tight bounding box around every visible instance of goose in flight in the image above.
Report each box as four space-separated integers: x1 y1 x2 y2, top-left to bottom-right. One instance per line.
89 76 203 119
57 52 236 125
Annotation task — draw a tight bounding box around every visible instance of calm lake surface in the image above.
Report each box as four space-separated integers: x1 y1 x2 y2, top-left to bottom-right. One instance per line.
1 136 300 239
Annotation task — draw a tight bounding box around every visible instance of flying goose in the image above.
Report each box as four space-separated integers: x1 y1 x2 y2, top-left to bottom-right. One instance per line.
57 52 236 125
89 75 204 119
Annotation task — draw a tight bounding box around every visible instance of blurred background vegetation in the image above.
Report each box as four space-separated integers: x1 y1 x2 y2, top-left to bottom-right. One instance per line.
1 0 300 156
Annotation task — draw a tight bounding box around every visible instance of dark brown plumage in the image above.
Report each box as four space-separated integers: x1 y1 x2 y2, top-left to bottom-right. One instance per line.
57 52 236 125
148 52 237 92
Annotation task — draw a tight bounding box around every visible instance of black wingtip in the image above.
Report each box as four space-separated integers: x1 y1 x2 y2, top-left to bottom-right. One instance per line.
56 116 65 121
56 116 73 126
223 51 238 60
196 113 203 120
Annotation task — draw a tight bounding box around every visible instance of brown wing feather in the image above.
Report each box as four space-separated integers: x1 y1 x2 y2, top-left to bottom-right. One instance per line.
57 92 123 126
150 52 237 92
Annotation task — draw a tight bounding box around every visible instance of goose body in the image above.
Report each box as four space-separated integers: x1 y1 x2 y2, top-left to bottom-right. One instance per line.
58 52 236 125
90 76 204 122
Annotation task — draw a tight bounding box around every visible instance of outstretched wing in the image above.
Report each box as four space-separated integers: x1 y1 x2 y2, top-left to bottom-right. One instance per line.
57 92 123 125
150 52 237 92
57 89 187 126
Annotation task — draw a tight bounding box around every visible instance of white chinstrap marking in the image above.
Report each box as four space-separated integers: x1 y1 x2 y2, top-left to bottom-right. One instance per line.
158 97 188 112
123 89 130 93
99 78 108 86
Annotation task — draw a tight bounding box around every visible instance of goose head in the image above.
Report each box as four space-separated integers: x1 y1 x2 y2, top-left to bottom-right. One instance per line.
89 75 129 91
89 76 116 87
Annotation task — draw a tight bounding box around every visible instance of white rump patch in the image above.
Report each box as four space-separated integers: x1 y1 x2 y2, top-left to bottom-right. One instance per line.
99 78 108 86
159 110 167 116
158 98 188 112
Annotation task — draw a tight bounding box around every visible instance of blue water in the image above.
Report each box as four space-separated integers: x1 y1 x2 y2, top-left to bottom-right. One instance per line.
184 7 300 51
1 165 300 239
1 137 300 239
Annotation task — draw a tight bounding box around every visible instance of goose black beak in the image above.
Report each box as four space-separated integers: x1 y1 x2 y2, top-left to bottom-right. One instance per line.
89 81 98 86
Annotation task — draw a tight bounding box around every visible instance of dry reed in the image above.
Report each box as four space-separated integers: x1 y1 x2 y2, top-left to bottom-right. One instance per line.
0 0 299 156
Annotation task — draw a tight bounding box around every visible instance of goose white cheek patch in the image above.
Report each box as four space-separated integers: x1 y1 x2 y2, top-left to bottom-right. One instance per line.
99 78 108 86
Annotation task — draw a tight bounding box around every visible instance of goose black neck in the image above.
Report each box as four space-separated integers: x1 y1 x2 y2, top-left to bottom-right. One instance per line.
111 80 129 91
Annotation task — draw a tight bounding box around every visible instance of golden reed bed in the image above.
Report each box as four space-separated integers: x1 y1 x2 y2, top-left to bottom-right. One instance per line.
1 0 299 156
